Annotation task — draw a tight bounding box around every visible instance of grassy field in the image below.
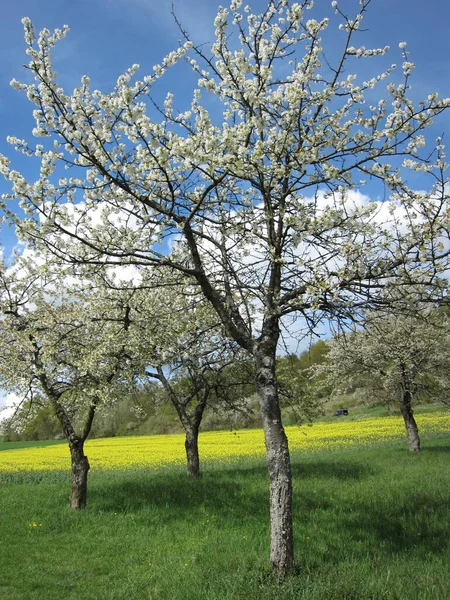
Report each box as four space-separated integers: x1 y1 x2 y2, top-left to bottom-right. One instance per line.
0 438 66 452
0 415 449 599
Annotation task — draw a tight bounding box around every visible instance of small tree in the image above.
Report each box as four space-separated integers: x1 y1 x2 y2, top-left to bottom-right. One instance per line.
317 311 450 452
145 344 248 478
0 257 132 508
2 0 450 573
98 276 252 477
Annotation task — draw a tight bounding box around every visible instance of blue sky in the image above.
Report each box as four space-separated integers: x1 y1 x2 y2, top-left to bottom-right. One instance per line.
0 0 449 417
1 0 450 256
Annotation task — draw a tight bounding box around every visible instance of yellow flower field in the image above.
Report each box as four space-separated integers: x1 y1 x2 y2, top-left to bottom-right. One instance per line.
1 412 449 473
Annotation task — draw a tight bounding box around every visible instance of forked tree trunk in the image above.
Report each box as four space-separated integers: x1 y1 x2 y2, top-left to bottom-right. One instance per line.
45 390 97 509
69 438 90 509
154 365 205 479
400 390 420 453
185 426 201 478
255 324 294 575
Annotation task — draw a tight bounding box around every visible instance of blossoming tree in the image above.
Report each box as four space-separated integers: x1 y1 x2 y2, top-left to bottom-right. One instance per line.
2 0 450 573
315 311 450 452
98 274 252 478
0 256 133 508
142 337 250 478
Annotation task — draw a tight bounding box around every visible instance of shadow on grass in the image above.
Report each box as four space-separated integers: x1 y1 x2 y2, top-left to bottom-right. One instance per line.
421 444 450 454
291 459 375 480
336 494 450 558
89 458 374 526
89 470 269 527
88 451 450 561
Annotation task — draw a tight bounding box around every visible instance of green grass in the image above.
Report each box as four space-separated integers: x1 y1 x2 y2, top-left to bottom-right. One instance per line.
0 439 66 452
309 401 448 425
1 436 449 600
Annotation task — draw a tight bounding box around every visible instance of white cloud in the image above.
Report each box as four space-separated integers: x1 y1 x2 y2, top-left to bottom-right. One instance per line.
0 392 21 423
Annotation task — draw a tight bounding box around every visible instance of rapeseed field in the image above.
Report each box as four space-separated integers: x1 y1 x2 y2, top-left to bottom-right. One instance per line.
1 412 449 472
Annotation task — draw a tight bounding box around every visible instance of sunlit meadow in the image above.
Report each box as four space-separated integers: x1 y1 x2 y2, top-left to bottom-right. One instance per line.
1 412 449 473
1 412 449 599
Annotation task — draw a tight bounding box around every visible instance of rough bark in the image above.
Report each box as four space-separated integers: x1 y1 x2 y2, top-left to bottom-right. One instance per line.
48 391 95 508
69 438 90 509
185 426 200 478
400 390 420 453
255 321 294 575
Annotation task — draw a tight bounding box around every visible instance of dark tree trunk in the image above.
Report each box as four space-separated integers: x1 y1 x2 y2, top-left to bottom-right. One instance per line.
185 426 200 478
154 365 206 479
255 320 294 575
69 438 90 509
400 390 420 453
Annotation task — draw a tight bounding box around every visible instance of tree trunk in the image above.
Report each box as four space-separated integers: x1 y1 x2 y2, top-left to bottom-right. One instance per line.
185 426 201 478
69 438 90 509
400 391 420 453
255 323 294 576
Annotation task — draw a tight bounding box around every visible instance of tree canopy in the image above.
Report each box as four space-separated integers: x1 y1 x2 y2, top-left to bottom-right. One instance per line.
316 310 450 451
0 253 134 507
1 0 450 574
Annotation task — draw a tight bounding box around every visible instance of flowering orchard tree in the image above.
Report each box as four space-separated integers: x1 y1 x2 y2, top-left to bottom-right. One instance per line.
315 311 450 452
96 274 251 478
0 256 133 508
143 335 250 478
2 0 450 573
